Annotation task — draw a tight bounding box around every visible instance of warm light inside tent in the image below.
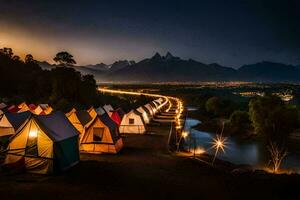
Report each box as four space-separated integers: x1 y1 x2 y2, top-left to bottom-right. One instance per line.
182 131 188 138
29 129 38 138
143 112 149 123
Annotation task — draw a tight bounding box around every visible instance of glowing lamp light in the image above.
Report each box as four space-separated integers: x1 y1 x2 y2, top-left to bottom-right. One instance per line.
29 129 38 138
182 131 188 138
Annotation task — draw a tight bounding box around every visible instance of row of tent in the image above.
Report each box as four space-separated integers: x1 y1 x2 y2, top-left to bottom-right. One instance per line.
0 102 53 116
120 97 168 134
0 98 168 174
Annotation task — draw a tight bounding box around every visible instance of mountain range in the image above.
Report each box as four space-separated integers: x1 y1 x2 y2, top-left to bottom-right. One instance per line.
37 52 300 83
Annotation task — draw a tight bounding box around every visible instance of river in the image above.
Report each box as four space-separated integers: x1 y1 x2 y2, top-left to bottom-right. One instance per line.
183 115 300 172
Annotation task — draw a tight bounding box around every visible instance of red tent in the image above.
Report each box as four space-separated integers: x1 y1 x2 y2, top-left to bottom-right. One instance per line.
28 104 37 111
110 110 122 125
8 105 19 113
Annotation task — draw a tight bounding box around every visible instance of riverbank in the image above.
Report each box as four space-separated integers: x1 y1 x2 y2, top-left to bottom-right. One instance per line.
1 121 300 200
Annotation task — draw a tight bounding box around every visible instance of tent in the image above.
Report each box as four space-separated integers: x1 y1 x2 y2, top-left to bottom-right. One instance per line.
8 105 20 113
0 103 7 110
145 104 155 116
34 104 53 115
80 113 123 154
116 108 125 119
0 111 31 137
40 104 53 114
110 109 122 125
103 104 114 116
150 102 158 114
87 107 97 118
66 108 77 117
34 105 46 115
136 106 151 124
66 110 93 135
5 112 80 174
17 103 33 113
119 110 146 134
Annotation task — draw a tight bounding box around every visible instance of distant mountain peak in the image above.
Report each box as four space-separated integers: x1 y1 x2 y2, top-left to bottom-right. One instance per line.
152 52 162 60
165 52 174 59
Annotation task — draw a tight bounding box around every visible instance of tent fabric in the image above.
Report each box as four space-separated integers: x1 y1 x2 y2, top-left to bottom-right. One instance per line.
119 110 146 134
35 111 79 141
96 107 106 115
5 112 79 174
8 105 19 113
66 108 77 117
136 106 151 124
87 107 97 118
0 111 31 137
145 104 155 116
80 113 123 154
110 110 122 125
0 103 7 110
75 110 93 127
116 108 125 119
34 106 44 115
103 104 114 116
67 110 93 135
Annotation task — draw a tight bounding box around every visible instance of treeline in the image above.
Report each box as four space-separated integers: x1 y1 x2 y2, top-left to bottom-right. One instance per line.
0 47 154 112
0 48 98 111
196 94 300 145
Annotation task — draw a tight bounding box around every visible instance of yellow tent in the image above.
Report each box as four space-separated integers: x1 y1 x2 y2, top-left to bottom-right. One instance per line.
5 112 80 174
66 110 93 135
87 107 97 119
80 113 123 154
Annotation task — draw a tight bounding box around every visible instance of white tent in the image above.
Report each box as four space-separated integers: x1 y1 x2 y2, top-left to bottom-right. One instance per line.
119 110 146 134
145 104 155 116
137 106 151 124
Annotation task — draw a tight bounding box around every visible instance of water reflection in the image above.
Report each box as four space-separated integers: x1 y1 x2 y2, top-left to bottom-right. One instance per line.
183 118 300 171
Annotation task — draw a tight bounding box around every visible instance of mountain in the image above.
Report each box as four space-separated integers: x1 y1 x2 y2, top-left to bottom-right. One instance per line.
85 63 109 71
237 62 300 82
106 52 236 82
109 60 135 72
37 54 300 83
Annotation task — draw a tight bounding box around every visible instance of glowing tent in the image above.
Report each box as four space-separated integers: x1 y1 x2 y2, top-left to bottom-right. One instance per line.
87 107 98 118
0 111 31 137
145 103 155 116
137 106 151 124
35 104 53 115
66 110 93 135
119 110 146 134
5 112 80 174
80 113 123 154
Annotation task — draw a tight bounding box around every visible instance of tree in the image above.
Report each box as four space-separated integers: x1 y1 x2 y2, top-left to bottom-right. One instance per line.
53 51 76 66
205 96 234 117
0 47 13 58
229 110 252 135
249 95 299 142
25 54 35 63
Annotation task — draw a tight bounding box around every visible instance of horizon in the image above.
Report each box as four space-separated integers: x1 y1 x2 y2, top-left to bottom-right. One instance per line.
1 0 300 68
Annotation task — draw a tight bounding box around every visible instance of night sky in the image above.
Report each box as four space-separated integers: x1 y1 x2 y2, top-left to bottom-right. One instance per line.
0 0 300 67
